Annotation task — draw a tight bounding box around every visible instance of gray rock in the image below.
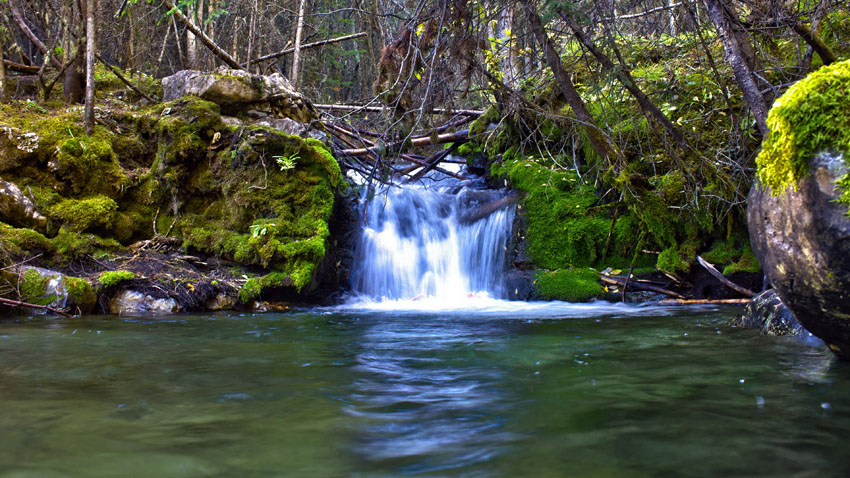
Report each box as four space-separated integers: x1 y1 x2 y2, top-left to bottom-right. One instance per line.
748 152 850 358
0 177 46 230
108 290 182 315
161 67 317 122
729 289 808 336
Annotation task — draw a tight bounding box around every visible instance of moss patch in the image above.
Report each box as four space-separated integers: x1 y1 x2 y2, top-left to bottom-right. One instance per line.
535 268 604 302
98 270 137 288
19 269 56 306
757 60 850 211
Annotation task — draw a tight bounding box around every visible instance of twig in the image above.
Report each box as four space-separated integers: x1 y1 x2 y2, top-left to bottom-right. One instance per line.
0 296 73 317
250 32 368 65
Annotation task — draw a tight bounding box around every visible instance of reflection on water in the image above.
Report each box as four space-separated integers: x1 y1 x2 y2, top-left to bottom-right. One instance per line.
347 317 517 472
0 309 849 477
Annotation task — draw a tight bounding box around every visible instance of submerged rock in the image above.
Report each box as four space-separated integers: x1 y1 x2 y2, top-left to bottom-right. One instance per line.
749 61 850 358
109 290 182 315
729 289 808 336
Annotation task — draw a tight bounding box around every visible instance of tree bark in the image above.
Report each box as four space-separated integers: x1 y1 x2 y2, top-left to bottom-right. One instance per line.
84 0 95 135
0 32 7 102
64 0 85 103
520 0 617 164
702 0 769 136
291 0 307 89
559 10 686 146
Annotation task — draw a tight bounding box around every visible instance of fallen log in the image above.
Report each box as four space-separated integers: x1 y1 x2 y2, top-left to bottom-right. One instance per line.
696 255 755 297
0 296 72 317
406 144 459 182
250 32 368 65
315 104 484 116
458 192 524 224
395 152 467 181
599 274 684 299
655 298 751 305
338 129 470 157
3 59 41 74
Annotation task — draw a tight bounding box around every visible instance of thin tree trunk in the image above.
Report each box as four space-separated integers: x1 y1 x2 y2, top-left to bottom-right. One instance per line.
520 0 617 164
0 32 7 102
291 0 307 89
560 10 686 146
64 0 84 103
84 0 96 135
702 0 769 136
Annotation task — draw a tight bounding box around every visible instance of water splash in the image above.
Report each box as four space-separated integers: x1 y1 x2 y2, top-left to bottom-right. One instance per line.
350 181 515 302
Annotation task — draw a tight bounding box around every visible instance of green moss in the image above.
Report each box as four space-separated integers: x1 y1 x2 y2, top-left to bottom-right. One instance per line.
65 276 96 310
52 230 122 259
97 270 137 288
722 247 762 275
757 60 850 212
535 268 605 302
239 272 291 302
494 159 615 269
656 240 699 274
700 240 740 266
19 269 56 306
49 195 118 232
0 223 55 258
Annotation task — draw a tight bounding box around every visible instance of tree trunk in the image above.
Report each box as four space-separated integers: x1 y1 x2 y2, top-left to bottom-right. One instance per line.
559 10 686 146
291 0 307 89
702 0 769 136
520 0 618 164
0 31 7 102
185 1 198 69
496 4 519 88
64 0 84 103
9 0 63 69
84 0 95 135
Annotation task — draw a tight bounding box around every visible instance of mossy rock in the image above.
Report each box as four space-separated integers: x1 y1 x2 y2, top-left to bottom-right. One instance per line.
9 267 96 314
535 268 605 302
757 60 850 212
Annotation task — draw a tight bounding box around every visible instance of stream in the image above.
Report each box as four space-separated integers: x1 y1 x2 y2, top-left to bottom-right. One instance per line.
0 306 848 477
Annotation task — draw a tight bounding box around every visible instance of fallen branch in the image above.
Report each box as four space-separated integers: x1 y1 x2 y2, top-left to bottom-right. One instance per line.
9 0 63 69
161 0 242 69
3 59 42 74
315 104 484 117
458 192 524 224
96 54 156 103
0 296 72 317
697 255 756 298
599 274 684 299
406 144 459 182
655 298 751 305
250 32 368 66
338 129 470 157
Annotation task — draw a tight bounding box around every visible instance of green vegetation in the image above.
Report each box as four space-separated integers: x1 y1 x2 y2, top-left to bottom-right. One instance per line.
757 60 850 212
535 268 605 302
19 269 56 306
97 270 137 288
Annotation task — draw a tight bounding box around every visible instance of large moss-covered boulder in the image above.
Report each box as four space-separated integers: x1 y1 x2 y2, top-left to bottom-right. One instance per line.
162 67 317 122
749 60 850 358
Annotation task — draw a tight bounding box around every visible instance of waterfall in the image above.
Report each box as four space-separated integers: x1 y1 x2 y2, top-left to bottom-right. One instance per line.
350 181 516 302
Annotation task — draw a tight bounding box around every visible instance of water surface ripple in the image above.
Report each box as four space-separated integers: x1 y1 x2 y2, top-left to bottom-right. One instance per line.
0 307 848 477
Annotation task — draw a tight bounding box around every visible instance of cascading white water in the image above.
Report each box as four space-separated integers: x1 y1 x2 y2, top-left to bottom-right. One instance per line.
350 181 515 303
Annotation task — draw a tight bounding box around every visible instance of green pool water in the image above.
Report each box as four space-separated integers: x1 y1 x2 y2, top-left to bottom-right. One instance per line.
0 305 847 477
